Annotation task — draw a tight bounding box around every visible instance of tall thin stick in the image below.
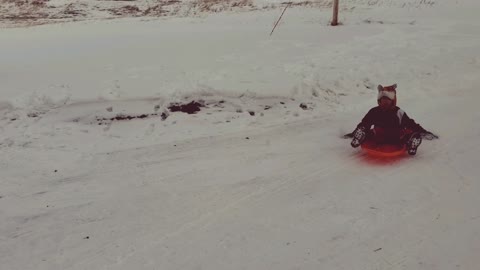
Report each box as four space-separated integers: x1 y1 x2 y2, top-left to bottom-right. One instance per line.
331 0 339 26
270 3 291 36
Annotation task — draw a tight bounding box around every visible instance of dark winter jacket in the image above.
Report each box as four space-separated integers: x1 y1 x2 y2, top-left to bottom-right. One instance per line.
358 106 426 139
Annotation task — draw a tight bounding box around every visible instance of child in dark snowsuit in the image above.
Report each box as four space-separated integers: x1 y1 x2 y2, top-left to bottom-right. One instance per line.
350 84 426 155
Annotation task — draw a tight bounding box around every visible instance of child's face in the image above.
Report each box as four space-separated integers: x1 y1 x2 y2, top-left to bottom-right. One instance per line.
379 97 393 109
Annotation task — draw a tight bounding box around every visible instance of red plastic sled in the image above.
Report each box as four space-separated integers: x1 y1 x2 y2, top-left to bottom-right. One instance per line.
360 140 406 157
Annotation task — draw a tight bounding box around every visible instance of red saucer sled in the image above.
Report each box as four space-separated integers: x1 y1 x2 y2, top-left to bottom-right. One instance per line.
343 129 438 158
360 140 407 157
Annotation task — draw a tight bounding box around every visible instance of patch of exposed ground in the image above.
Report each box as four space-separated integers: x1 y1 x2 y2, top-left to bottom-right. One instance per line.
0 0 436 28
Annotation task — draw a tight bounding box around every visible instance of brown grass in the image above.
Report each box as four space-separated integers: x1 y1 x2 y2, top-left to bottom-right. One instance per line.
109 5 142 16
0 0 437 28
192 0 254 13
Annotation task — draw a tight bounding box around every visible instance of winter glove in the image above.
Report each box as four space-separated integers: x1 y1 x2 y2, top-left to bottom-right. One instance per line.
351 126 367 148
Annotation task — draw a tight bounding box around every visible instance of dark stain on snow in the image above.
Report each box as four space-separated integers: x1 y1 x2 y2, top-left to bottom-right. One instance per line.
168 101 205 114
90 99 294 125
94 100 207 125
96 113 161 124
299 103 309 110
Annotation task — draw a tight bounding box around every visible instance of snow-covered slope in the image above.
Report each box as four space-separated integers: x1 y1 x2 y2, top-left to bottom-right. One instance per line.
1 0 480 269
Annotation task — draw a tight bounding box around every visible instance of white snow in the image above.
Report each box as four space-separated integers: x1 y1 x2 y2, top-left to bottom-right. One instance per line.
1 0 480 269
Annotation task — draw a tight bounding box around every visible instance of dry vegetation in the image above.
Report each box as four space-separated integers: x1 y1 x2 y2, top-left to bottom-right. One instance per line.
0 0 435 27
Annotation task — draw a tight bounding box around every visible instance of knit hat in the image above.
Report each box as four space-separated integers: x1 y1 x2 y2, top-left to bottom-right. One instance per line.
377 84 397 106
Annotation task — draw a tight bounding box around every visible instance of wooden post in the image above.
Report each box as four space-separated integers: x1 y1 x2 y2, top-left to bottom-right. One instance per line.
331 0 339 26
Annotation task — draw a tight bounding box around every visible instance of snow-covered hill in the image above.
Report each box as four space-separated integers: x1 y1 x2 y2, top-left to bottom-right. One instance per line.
1 0 480 269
